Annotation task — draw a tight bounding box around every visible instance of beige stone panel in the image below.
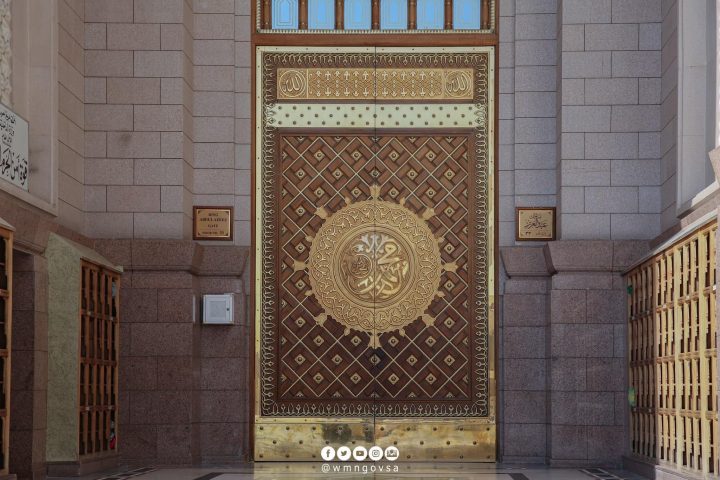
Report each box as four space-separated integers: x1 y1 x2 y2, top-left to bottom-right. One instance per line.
59 142 84 183
195 0 235 13
161 24 185 50
234 67 250 92
134 51 184 78
59 84 84 129
59 26 84 75
234 93 250 118
161 132 184 158
194 91 234 116
235 16 251 41
236 0 251 14
58 201 84 234
86 104 133 131
194 40 234 66
160 78 184 104
108 132 161 158
234 195 250 221
234 169 250 195
85 158 134 185
134 159 184 185
234 220 250 246
194 169 234 194
58 171 83 210
85 132 107 158
134 0 184 23
58 0 84 44
107 185 161 212
85 23 107 50
85 213 134 237
86 0 133 22
133 213 185 239
160 186 188 212
58 56 84 100
85 77 106 103
65 0 84 17
86 51 134 77
235 118 251 143
195 14 234 39
58 115 85 155
193 194 235 209
194 117 234 143
235 144 250 169
194 143 234 168
195 65 234 91
84 186 107 212
235 41 251 67
134 105 184 132
107 24 161 51
107 77 161 104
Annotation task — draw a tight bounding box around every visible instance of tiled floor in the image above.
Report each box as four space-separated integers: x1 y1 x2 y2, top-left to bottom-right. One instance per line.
52 464 649 480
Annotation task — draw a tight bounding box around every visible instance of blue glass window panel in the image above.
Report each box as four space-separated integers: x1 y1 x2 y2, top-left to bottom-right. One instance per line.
308 0 335 29
272 0 299 28
453 0 481 29
344 0 371 29
416 0 443 29
380 0 407 29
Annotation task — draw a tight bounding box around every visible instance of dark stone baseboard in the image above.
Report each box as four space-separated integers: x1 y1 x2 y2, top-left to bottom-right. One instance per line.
46 454 118 477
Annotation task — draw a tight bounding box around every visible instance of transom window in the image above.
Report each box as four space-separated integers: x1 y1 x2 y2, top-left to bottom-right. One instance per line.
260 0 493 31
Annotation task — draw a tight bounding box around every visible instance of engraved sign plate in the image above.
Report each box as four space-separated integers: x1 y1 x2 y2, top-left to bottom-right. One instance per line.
0 103 29 191
516 207 555 241
193 206 233 240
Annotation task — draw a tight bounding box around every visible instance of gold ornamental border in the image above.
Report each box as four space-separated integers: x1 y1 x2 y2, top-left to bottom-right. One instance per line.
276 67 474 101
254 46 495 420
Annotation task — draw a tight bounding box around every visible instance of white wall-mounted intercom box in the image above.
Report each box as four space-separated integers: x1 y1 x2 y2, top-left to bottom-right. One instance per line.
202 294 234 325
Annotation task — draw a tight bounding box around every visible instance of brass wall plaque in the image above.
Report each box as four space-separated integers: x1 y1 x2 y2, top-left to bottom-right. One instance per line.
516 207 555 241
193 206 233 240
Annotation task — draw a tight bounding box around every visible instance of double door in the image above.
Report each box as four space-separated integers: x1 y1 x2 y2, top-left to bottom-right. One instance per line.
253 46 495 461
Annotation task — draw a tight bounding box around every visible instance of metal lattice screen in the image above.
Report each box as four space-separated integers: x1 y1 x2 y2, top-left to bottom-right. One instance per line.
628 221 719 476
79 261 120 458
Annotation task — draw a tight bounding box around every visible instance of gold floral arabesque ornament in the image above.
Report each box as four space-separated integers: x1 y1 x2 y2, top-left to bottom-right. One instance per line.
293 185 457 348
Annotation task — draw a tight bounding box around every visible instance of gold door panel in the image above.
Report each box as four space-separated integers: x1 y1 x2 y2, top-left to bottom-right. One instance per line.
254 46 495 461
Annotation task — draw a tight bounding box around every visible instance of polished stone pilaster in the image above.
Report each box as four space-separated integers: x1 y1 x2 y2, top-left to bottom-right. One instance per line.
500 240 646 467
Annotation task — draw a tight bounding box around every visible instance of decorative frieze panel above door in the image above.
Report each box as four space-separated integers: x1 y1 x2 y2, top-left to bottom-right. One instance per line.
254 46 495 461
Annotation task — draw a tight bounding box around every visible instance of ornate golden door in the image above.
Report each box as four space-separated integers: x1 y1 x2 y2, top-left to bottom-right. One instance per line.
253 46 495 461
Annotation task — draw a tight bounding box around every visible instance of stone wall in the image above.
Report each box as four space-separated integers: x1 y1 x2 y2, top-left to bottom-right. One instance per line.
500 240 645 466
659 0 677 231
58 0 86 233
10 251 49 480
94 239 250 464
83 0 251 245
498 0 559 246
558 0 662 240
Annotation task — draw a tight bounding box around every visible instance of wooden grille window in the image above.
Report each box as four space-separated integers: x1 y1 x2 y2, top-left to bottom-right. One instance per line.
628 221 719 476
260 0 492 30
79 261 120 458
0 227 12 475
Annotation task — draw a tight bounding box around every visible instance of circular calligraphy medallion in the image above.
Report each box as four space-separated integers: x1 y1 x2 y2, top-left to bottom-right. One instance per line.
278 70 306 98
308 197 442 336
